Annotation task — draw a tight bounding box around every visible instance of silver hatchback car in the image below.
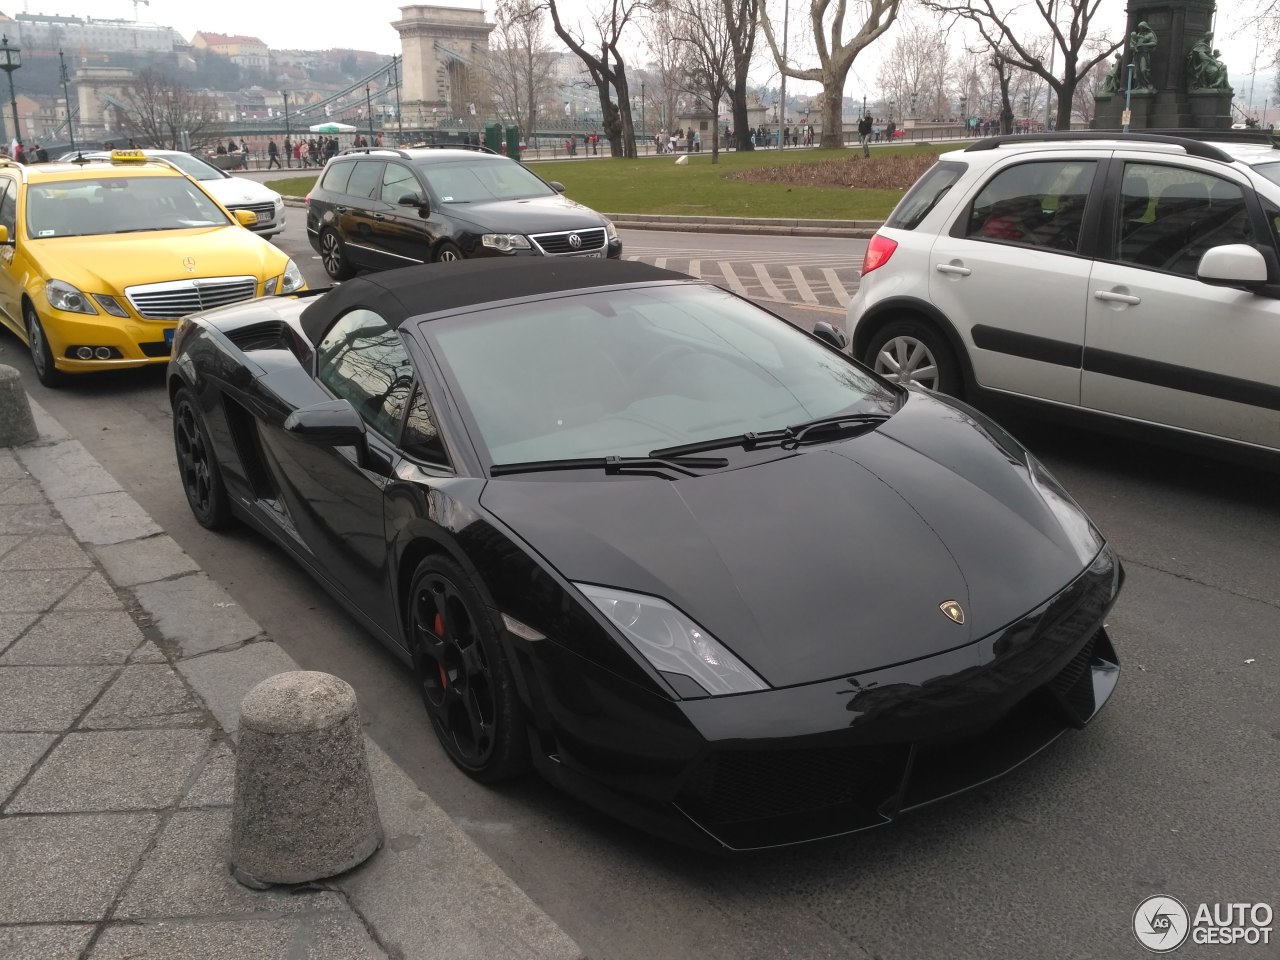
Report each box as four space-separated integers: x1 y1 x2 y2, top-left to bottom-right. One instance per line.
846 131 1280 456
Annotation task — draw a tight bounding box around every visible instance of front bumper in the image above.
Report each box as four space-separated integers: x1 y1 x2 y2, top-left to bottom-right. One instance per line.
519 546 1123 851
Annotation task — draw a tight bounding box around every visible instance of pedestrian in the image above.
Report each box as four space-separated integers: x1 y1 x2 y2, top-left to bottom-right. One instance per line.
267 139 281 169
885 120 896 141
34 143 48 163
858 113 873 157
13 141 24 164
283 136 292 168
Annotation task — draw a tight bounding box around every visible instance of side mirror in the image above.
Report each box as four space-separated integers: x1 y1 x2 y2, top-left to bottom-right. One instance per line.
812 321 848 351
0 224 9 245
398 192 429 216
284 399 375 469
1197 244 1268 289
234 209 258 228
548 181 566 194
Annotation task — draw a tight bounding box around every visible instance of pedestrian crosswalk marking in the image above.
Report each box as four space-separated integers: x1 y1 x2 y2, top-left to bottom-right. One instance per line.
687 259 701 279
718 261 749 296
621 253 860 310
822 267 851 307
753 262 784 301
788 265 818 304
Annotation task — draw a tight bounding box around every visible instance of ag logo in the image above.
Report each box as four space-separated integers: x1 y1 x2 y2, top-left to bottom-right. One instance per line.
182 256 196 273
1133 895 1190 953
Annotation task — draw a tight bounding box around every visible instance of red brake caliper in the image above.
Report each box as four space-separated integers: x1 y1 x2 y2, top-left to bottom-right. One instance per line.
434 613 448 689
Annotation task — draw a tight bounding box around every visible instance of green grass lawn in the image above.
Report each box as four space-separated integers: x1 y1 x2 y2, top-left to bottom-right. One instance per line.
264 145 944 220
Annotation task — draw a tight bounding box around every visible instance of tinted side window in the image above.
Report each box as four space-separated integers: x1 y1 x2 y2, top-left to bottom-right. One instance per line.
320 162 353 195
345 161 384 200
402 385 447 465
964 160 1095 252
0 179 16 236
1115 162 1252 278
381 163 419 204
316 308 414 441
887 160 965 230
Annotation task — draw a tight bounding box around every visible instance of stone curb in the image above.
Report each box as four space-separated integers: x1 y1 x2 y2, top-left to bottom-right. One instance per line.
12 396 586 960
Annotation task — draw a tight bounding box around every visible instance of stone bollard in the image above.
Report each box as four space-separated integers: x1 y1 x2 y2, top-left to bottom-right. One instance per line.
0 364 37 447
230 671 383 888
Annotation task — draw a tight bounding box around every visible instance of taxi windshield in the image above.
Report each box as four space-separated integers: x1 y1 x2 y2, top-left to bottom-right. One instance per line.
25 175 231 238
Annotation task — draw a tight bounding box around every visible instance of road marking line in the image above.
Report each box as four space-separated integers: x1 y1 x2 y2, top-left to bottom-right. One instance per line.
753 263 784 301
655 257 667 270
718 261 749 296
822 268 851 307
687 259 701 279
788 265 818 304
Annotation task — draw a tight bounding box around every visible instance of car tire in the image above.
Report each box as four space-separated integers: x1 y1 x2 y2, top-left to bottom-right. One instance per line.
24 302 64 388
864 318 963 397
433 241 464 263
171 386 232 530
407 554 529 783
319 228 356 281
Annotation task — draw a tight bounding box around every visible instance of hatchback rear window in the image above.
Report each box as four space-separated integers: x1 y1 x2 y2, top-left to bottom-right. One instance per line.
885 160 966 230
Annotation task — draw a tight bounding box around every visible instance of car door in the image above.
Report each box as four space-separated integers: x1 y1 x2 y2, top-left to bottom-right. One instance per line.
928 155 1102 404
0 176 22 337
334 159 398 271
371 161 435 266
258 307 412 636
1081 157 1280 451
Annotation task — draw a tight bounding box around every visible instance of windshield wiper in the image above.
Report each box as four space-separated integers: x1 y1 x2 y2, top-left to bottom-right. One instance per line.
649 413 890 460
490 454 729 478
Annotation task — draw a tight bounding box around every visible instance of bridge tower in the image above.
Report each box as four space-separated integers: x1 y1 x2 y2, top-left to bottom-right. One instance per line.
392 5 494 132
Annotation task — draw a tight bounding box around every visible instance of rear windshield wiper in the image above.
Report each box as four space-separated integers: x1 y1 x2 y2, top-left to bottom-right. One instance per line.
490 454 729 478
649 413 891 459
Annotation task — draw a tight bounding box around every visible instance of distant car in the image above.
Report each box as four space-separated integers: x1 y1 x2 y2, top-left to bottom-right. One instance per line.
305 146 621 280
1 149 304 386
847 130 1280 457
168 257 1121 851
58 148 286 237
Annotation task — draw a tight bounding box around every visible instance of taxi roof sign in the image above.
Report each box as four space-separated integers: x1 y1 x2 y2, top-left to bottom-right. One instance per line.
109 149 148 163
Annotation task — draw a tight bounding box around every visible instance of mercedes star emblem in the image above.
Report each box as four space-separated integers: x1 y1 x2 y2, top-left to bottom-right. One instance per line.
182 257 196 273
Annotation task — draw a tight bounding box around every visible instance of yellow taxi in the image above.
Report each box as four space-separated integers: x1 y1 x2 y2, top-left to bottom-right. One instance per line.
0 150 305 386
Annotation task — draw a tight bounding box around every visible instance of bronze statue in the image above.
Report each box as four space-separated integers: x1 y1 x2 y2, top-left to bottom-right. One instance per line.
1188 33 1231 91
1129 21 1157 90
1101 54 1123 96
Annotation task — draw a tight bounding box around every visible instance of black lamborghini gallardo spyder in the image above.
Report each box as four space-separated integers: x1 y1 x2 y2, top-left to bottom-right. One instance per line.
168 258 1122 851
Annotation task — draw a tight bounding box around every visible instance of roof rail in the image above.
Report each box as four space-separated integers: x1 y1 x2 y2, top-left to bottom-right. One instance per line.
338 146 414 159
964 131 1237 163
404 142 500 155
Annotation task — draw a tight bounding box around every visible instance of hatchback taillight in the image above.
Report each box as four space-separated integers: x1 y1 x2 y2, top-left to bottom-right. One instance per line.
861 233 898 276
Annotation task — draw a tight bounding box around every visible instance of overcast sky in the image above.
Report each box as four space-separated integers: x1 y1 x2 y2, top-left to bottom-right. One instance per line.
18 0 1273 110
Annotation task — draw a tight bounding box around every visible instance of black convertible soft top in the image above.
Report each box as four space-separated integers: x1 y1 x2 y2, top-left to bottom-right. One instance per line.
299 258 687 346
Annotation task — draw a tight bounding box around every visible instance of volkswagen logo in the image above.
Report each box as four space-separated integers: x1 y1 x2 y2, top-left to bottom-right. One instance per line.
182 257 196 273
568 233 582 250
939 600 965 624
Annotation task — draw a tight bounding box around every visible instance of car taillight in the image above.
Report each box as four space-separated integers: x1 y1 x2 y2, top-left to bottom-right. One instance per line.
861 233 898 276
304 193 310 207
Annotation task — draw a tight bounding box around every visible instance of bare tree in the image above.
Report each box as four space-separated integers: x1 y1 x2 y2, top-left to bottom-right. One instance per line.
545 0 643 157
722 0 761 150
1070 44 1111 125
642 5 698 137
667 0 759 159
489 0 559 139
877 20 951 121
119 69 220 149
760 0 903 148
923 0 1120 131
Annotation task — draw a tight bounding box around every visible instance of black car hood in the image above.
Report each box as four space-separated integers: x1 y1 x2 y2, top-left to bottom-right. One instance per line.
480 393 1094 688
449 194 607 234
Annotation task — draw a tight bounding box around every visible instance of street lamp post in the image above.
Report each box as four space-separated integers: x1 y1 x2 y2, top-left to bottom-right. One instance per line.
282 89 290 167
641 79 646 147
0 36 22 153
59 49 75 152
1123 63 1135 132
365 83 375 145
392 56 403 144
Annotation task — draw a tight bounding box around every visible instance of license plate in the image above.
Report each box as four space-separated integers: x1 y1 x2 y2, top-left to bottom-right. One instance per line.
576 251 604 258
164 327 175 347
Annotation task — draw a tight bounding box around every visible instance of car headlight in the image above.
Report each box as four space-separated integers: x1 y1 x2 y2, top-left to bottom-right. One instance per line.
604 219 618 242
1027 454 1105 565
278 259 305 294
481 233 531 252
576 583 767 696
92 294 129 318
273 194 284 209
45 280 97 314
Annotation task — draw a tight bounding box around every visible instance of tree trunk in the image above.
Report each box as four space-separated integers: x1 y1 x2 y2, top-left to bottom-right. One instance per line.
1054 79 1075 131
819 81 845 149
732 96 753 149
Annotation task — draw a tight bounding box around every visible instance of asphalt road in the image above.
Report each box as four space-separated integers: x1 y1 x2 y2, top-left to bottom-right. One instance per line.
2 224 1276 960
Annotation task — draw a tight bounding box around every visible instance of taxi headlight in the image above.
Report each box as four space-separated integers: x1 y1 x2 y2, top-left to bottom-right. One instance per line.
279 259 305 294
46 280 97 315
482 233 530 252
92 295 129 318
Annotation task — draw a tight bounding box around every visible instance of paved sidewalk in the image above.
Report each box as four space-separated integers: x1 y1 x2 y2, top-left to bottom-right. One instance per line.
0 399 583 960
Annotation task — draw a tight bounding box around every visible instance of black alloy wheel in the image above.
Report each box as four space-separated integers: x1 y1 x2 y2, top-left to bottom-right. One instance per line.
172 386 231 530
434 241 464 263
319 228 356 280
408 555 528 782
24 302 63 388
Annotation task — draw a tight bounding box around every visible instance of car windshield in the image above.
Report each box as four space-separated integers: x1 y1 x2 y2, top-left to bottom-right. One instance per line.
159 152 225 181
418 159 555 203
426 284 896 465
25 176 232 238
1252 161 1280 188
